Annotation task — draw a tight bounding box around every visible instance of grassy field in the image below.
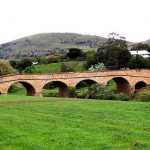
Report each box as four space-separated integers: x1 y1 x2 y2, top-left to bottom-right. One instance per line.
33 61 86 73
0 95 149 150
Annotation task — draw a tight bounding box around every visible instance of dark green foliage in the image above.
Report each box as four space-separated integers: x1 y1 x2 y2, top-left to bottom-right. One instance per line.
88 84 115 100
88 84 129 101
129 55 150 69
68 87 76 98
0 60 15 76
67 48 83 60
86 33 131 69
18 58 33 72
22 66 35 73
9 60 20 69
114 93 129 101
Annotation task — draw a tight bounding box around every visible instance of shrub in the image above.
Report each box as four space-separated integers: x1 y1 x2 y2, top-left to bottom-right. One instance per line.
18 58 33 72
22 66 35 73
88 84 129 101
114 93 129 101
45 55 61 63
88 84 115 100
134 94 150 102
0 60 15 76
68 87 76 98
60 63 74 72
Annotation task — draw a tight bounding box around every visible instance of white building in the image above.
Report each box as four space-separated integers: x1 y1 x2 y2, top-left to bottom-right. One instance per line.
130 50 150 58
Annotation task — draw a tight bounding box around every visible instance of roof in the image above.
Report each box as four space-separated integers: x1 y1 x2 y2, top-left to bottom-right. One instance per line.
130 50 150 55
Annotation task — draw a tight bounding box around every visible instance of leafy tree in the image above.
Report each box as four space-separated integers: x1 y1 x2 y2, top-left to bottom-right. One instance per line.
86 33 131 69
18 58 33 72
67 48 83 60
9 60 20 69
129 55 149 69
0 60 15 76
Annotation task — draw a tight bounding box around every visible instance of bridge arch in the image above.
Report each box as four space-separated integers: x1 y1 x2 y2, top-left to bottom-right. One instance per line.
42 81 69 97
135 81 147 90
75 79 98 98
8 81 36 96
107 77 131 95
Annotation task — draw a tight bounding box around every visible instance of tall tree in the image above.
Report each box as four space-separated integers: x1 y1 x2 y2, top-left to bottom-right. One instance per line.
97 33 131 69
67 48 83 60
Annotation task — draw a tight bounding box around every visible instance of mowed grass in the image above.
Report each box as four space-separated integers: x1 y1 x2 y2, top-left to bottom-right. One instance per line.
0 95 150 150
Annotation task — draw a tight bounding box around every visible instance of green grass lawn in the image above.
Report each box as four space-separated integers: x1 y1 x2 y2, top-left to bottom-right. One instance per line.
0 95 150 150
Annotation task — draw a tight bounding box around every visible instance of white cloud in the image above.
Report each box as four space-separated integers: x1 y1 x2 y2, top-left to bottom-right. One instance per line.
0 0 150 43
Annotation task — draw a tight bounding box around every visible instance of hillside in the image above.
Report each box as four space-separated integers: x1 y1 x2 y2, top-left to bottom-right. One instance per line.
0 33 107 59
142 39 150 45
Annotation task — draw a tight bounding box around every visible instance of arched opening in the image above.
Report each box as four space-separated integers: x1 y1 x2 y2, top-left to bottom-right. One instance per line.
135 81 147 90
75 79 97 98
107 80 117 93
42 81 68 97
8 82 36 96
107 77 130 95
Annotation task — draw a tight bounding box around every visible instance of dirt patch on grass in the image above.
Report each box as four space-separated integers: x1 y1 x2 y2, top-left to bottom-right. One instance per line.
0 100 82 106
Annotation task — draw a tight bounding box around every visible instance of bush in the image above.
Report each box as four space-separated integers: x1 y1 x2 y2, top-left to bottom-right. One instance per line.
9 60 20 69
88 84 115 100
45 55 61 63
114 93 129 101
22 66 35 73
76 92 87 98
88 84 129 101
18 58 33 72
68 87 76 98
61 55 69 62
60 63 74 72
0 60 15 76
134 94 150 102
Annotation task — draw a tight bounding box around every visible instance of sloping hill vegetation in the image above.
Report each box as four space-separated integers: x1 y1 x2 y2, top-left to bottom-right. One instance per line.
0 33 107 59
134 86 150 101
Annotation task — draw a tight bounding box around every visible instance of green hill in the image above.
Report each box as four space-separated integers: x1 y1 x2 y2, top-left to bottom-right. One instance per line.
0 33 107 59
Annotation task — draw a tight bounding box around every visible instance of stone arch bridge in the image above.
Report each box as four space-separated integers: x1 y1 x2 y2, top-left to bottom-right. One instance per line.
0 70 149 97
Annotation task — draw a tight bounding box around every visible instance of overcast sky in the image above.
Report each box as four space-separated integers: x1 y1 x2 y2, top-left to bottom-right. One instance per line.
0 0 150 44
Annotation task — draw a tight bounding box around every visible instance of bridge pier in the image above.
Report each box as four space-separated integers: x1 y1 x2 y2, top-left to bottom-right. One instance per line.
34 92 42 97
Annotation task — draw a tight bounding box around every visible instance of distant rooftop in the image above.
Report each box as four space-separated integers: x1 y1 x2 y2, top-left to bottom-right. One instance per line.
130 50 150 58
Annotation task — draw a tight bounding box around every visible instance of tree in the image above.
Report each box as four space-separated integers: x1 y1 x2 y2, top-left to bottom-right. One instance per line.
131 43 150 52
0 60 15 76
18 58 33 72
67 48 83 60
129 55 149 69
86 32 131 69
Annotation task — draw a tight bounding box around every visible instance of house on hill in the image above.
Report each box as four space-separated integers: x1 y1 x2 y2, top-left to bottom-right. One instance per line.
130 50 150 58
